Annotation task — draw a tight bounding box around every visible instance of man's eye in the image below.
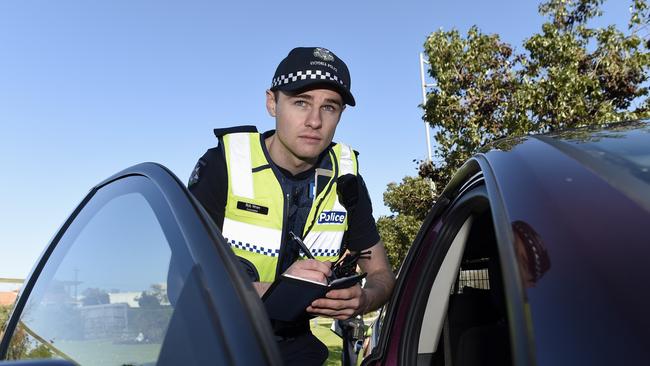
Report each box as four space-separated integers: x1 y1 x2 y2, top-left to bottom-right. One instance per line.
294 100 308 107
323 105 337 112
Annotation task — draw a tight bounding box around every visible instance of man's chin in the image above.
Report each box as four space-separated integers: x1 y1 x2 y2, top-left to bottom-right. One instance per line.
295 146 326 160
296 154 320 164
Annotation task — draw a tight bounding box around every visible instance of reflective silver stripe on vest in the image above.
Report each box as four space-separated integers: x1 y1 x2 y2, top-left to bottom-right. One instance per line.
228 133 254 199
223 217 282 256
304 230 344 257
338 143 355 176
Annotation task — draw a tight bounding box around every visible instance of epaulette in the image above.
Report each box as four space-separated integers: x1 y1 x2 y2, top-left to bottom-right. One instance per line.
213 125 258 138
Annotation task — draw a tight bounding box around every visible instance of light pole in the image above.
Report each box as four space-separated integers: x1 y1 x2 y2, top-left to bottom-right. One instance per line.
419 53 436 194
419 53 434 164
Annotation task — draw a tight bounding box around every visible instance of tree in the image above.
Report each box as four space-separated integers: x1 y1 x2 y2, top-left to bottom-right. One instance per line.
378 176 434 271
81 288 109 306
2 305 55 360
136 284 168 308
1 305 11 337
137 291 161 308
378 0 650 270
131 284 172 343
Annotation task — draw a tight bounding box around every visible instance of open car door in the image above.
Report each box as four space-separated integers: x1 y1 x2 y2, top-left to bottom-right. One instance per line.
0 163 281 366
362 159 531 366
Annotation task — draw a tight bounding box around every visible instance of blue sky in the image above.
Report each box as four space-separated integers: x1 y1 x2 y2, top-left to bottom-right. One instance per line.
0 0 631 279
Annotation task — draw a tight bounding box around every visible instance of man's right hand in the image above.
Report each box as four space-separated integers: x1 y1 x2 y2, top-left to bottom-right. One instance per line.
253 260 331 297
283 259 332 284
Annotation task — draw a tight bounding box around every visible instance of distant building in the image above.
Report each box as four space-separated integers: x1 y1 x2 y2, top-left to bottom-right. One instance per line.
0 291 18 306
79 303 129 339
108 292 141 308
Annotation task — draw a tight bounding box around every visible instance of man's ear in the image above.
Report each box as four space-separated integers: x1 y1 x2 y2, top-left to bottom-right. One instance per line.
266 90 277 117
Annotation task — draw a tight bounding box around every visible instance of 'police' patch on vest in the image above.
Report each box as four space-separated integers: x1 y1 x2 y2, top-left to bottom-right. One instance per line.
317 211 346 224
237 201 269 215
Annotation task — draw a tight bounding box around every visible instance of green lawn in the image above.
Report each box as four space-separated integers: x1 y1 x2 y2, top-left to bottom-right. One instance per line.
1 307 369 366
311 319 342 366
53 340 160 365
311 315 374 366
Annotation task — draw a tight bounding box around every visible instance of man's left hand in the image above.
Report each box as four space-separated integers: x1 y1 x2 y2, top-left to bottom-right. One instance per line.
307 284 368 320
307 241 395 320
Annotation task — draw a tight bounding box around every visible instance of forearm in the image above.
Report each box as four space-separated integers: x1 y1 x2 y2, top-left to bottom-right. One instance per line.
355 240 396 315
361 268 395 314
253 282 272 297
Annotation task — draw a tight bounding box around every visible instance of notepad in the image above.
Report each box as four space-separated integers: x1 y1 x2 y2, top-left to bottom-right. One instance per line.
261 272 366 322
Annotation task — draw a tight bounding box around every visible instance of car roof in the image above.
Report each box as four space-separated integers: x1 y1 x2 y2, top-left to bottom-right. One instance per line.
477 120 650 363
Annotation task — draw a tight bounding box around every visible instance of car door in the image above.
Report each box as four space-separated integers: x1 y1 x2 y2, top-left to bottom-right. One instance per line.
362 158 531 366
0 163 281 366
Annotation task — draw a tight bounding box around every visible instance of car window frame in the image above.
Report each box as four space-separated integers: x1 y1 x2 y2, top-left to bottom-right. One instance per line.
363 156 533 366
361 160 481 365
397 184 490 365
476 154 534 366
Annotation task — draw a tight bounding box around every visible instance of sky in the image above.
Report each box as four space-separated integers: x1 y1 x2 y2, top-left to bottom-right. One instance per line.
0 0 632 280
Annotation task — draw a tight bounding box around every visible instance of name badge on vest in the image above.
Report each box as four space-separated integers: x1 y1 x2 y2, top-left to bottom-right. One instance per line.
237 201 269 215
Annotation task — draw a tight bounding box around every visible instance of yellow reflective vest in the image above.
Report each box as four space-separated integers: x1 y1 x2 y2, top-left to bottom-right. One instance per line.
219 129 359 283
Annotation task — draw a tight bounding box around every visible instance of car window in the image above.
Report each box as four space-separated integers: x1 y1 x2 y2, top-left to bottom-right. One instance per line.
416 202 512 366
370 183 515 366
6 176 192 365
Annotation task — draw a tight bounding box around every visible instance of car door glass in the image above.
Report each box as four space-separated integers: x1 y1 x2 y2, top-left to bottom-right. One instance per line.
7 176 189 365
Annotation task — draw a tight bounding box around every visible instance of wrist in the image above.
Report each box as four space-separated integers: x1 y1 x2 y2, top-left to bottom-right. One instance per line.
253 282 271 297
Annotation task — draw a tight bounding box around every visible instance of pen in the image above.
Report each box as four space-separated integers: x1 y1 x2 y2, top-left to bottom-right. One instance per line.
289 231 315 259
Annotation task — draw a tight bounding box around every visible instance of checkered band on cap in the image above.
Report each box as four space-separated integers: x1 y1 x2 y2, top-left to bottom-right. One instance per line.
272 69 347 89
228 238 280 257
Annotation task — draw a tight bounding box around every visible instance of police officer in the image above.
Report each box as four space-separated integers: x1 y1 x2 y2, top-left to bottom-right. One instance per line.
188 47 395 365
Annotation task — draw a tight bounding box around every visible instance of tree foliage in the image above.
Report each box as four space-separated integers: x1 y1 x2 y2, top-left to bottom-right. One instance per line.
378 0 650 270
1 305 11 336
382 176 434 221
2 305 54 360
378 177 434 271
136 284 169 308
81 288 109 306
137 291 161 308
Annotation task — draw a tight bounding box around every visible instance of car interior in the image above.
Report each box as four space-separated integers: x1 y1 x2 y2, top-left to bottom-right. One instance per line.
415 193 513 366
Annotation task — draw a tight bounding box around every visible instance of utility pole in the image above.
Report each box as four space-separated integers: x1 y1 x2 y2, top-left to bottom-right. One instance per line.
419 53 436 194
419 53 434 163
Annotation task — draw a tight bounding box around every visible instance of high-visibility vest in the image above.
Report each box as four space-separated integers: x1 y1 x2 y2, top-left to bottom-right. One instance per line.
219 129 358 283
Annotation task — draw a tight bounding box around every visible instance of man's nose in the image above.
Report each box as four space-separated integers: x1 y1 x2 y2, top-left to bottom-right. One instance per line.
305 106 322 129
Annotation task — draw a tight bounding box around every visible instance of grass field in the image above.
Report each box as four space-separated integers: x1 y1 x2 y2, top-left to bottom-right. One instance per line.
1 308 366 366
311 316 372 366
311 319 342 366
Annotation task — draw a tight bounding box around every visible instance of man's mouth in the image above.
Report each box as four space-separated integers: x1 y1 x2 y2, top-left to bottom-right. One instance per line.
299 135 322 142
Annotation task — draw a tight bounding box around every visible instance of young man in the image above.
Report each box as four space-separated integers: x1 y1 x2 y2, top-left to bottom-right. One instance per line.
189 47 395 365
